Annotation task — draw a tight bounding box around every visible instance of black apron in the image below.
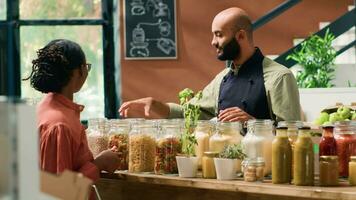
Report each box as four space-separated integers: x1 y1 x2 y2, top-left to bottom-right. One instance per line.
218 48 270 120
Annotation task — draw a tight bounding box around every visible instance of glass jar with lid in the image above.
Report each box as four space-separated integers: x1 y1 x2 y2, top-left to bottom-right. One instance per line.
319 125 337 156
129 120 157 173
155 121 181 174
349 156 356 185
319 155 339 186
293 126 314 186
87 118 109 157
242 158 265 182
194 120 214 168
108 119 130 170
272 126 292 184
334 121 356 177
209 121 242 153
242 119 274 175
202 152 219 178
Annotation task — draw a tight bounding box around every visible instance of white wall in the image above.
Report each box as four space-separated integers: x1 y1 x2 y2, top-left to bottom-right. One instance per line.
299 87 356 121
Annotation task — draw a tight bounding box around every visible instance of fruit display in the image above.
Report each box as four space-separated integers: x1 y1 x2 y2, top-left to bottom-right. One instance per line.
314 104 356 125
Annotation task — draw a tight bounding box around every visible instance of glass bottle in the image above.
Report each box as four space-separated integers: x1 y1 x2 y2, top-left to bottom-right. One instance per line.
194 120 214 169
108 119 130 170
278 121 303 179
202 152 219 178
129 120 157 173
319 156 339 186
293 126 314 186
272 127 292 184
87 118 109 157
349 156 356 186
155 122 181 174
242 119 274 175
319 125 337 156
334 121 356 177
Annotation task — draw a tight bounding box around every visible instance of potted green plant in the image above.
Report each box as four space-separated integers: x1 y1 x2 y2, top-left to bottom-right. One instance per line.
287 29 337 88
175 88 202 178
214 143 246 180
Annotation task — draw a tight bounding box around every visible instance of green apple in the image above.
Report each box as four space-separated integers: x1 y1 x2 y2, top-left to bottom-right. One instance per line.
319 112 329 123
337 106 351 120
329 112 342 123
314 112 329 125
352 112 356 120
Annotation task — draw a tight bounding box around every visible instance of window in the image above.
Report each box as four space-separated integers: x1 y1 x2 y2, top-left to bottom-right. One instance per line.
0 0 6 20
20 26 104 119
20 0 101 19
0 0 118 119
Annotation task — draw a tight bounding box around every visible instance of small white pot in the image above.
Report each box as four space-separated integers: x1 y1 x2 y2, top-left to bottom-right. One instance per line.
176 156 199 178
214 158 237 180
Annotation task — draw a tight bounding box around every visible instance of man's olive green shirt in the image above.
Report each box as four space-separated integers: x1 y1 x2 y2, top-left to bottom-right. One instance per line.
167 57 301 122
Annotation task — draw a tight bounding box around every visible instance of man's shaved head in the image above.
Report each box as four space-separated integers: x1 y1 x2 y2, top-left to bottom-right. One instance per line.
213 7 253 41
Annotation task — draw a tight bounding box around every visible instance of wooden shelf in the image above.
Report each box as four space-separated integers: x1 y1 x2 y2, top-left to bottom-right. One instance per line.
98 171 356 200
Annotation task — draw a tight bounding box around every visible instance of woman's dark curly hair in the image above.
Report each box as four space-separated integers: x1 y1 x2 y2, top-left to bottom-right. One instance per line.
24 39 86 93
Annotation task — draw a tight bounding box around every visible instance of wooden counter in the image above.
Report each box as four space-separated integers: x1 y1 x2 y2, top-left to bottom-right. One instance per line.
96 172 356 200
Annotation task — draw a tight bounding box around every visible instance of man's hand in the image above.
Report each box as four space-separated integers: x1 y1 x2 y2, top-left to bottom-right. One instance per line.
118 97 170 119
218 107 254 122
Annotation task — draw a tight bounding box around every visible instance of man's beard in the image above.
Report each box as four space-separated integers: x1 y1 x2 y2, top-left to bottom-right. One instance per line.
217 38 241 61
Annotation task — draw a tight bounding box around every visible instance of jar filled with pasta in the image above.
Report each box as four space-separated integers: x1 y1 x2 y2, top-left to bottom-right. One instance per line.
129 120 157 173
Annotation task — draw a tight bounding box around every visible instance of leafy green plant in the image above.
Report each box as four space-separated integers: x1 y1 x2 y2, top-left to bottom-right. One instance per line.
287 29 337 88
178 88 202 156
219 143 246 160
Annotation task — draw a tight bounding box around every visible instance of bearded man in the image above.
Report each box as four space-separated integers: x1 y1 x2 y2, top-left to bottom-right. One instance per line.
119 7 301 123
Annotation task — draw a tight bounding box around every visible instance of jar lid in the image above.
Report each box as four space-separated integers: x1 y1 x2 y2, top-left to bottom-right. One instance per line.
276 126 288 130
350 156 356 161
320 155 338 161
242 158 265 167
299 126 311 130
203 151 219 157
322 124 334 128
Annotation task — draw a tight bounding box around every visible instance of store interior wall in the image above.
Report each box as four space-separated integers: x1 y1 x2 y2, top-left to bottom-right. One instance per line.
119 0 353 106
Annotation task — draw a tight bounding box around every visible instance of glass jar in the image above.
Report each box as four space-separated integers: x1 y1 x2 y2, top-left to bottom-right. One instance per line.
349 156 356 186
319 156 339 186
272 127 292 184
293 127 314 186
209 121 242 154
202 152 219 178
108 119 130 170
278 121 303 179
154 122 181 175
194 120 214 169
319 125 337 156
242 158 265 182
129 121 157 173
87 118 109 157
242 119 274 175
334 121 356 177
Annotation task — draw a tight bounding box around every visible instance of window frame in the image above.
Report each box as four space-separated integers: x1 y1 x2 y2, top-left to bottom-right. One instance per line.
0 0 119 119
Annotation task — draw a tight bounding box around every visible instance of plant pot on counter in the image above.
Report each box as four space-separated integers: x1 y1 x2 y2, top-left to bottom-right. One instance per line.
214 158 238 180
176 156 198 178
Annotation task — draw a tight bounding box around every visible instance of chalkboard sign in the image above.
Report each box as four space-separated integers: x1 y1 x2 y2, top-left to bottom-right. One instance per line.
124 0 177 59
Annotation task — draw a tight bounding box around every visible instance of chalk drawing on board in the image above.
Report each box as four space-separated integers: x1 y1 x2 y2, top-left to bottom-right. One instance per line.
129 19 175 57
131 0 146 16
146 0 171 19
146 38 175 55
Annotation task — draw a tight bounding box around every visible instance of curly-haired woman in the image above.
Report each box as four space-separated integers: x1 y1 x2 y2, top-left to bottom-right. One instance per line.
25 39 119 192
